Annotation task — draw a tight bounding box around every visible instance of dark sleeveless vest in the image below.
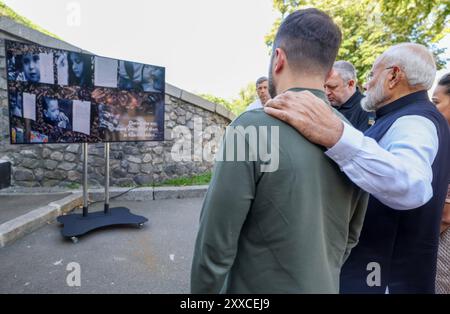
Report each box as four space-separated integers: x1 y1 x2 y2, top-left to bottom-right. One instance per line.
340 90 450 293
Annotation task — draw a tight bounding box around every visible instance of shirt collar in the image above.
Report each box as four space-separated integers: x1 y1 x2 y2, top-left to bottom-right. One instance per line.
286 87 329 105
339 88 363 110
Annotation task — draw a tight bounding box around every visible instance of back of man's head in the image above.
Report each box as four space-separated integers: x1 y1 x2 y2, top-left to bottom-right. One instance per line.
333 61 357 84
273 8 342 77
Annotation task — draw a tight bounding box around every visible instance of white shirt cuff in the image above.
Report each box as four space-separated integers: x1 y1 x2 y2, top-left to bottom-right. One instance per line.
325 122 365 166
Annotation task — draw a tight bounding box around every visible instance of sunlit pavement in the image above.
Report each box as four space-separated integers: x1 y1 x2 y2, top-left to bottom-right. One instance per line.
0 197 202 293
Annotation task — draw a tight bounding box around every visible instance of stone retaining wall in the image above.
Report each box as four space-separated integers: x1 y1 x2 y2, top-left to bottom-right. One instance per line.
0 18 234 187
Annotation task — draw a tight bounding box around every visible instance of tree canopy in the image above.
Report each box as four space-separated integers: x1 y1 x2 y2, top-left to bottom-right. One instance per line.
265 0 450 83
201 82 256 116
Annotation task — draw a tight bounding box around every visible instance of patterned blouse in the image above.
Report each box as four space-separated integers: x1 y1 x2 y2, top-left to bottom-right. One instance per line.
436 184 450 294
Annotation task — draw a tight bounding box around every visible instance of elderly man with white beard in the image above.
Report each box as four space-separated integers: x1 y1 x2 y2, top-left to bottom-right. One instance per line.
263 43 450 294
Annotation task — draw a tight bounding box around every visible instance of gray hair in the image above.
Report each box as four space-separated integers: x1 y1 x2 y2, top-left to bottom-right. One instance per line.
256 76 268 86
333 60 357 83
378 43 436 90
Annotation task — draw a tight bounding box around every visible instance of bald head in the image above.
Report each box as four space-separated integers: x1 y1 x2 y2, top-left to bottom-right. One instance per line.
376 43 436 90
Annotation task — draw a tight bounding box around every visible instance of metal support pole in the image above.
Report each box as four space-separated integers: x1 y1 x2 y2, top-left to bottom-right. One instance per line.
104 142 110 214
82 142 88 217
57 142 148 239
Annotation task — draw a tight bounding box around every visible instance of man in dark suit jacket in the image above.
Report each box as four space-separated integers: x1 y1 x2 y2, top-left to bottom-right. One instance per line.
325 61 374 132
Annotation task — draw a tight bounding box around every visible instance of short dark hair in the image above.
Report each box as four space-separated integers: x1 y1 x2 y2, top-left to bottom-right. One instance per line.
438 73 450 95
256 76 268 86
273 8 342 76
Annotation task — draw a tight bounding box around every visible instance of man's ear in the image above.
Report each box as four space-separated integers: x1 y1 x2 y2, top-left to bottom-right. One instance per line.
347 79 355 88
388 66 402 89
273 48 286 75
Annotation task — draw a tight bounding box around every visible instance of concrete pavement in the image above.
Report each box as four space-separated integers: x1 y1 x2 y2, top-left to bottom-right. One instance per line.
0 193 71 224
0 197 203 293
0 185 208 247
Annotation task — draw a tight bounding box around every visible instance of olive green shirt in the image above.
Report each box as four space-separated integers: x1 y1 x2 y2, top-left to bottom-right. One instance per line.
191 88 369 294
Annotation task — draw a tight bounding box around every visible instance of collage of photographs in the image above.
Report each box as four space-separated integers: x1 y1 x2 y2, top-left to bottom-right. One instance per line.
6 40 165 144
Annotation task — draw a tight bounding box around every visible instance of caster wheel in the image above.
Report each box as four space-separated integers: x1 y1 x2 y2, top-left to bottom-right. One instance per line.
70 236 79 244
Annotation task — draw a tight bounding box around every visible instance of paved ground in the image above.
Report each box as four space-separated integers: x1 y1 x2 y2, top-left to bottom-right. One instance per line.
0 193 71 224
0 197 202 293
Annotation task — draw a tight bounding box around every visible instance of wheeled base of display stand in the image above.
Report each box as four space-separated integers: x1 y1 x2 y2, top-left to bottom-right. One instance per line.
57 206 148 243
57 143 148 243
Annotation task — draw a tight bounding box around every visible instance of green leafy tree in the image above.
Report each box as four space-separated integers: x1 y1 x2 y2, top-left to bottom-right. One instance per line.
265 0 450 83
201 82 257 116
231 82 257 114
200 94 233 110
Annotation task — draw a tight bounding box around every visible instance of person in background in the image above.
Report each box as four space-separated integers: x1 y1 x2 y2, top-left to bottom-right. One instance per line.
191 8 368 294
245 76 271 111
264 43 450 293
432 73 450 294
325 61 374 131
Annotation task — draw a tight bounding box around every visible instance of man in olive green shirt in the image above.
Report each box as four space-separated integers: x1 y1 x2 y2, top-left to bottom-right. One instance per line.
191 8 368 294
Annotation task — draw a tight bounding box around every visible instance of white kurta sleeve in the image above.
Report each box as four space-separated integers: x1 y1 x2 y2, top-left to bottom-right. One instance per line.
325 116 438 210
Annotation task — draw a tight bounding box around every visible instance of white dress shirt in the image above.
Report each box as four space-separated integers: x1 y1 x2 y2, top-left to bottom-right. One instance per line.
325 115 438 210
246 99 263 111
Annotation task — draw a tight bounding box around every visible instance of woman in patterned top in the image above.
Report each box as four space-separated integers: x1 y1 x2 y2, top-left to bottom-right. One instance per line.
432 73 450 294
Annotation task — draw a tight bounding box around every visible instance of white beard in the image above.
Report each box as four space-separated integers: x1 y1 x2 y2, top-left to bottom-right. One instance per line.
361 78 388 112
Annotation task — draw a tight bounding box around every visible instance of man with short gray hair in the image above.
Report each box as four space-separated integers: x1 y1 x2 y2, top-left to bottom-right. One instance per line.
264 42 450 293
325 61 374 131
246 76 271 111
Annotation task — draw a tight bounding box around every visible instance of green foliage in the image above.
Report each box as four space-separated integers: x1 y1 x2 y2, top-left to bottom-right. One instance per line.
266 0 450 83
118 182 137 188
65 182 81 189
200 82 257 116
200 94 233 111
114 172 212 188
155 172 212 187
232 82 257 115
0 1 60 39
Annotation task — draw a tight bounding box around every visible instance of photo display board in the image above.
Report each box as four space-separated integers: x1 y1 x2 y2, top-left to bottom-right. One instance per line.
5 40 165 144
